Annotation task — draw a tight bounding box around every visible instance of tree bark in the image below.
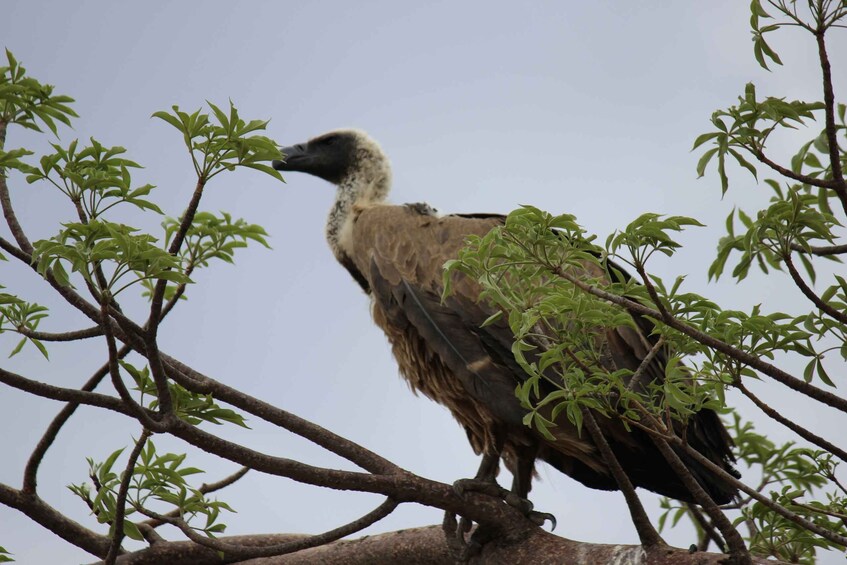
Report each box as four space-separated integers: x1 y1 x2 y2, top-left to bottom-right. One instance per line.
103 526 788 565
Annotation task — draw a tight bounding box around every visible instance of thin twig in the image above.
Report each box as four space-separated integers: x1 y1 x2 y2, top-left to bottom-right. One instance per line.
784 253 847 324
735 379 847 462
751 148 840 191
0 122 33 255
669 433 847 548
646 430 750 561
149 178 206 325
22 344 131 493
814 26 847 214
550 264 847 413
687 503 727 553
100 300 165 432
105 428 151 565
140 466 249 529
627 335 665 392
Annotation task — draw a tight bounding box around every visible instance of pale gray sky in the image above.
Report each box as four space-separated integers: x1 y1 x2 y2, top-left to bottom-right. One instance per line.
1 1 845 563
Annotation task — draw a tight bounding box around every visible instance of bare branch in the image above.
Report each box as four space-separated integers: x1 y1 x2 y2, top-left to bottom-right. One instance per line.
0 366 132 416
105 429 152 565
647 431 750 561
149 179 207 325
687 503 727 553
160 354 402 476
0 482 112 558
23 344 131 494
137 497 398 560
790 242 847 256
735 379 847 462
671 434 847 548
0 122 34 255
814 27 847 214
784 253 847 324
581 409 664 548
16 325 104 342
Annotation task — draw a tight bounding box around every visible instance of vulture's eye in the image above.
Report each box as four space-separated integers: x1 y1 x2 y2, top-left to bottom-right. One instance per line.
322 135 339 146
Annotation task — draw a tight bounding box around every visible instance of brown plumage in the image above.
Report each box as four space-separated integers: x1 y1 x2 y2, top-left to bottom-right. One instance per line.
274 129 739 504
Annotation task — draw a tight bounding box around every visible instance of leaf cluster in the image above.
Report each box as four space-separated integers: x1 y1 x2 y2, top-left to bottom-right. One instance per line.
0 48 77 135
122 361 248 428
153 101 283 182
69 440 234 542
33 220 190 296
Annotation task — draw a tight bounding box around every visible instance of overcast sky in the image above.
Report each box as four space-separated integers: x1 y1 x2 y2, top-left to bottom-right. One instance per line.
2 1 845 563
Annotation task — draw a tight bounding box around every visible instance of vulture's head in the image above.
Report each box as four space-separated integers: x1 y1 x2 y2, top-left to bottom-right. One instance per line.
273 130 391 199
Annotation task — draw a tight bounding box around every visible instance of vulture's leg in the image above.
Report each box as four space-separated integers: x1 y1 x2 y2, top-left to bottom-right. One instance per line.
510 450 557 530
453 451 501 496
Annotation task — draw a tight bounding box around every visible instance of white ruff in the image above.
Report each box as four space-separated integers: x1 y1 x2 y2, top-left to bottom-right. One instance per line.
324 130 392 259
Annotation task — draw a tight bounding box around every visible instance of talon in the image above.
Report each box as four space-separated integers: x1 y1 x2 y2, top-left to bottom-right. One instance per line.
528 510 557 530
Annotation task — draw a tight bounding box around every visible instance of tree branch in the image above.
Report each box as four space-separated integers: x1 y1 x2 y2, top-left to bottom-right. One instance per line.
735 378 847 462
159 354 401 476
0 122 34 255
790 241 847 256
581 409 664 548
100 525 790 565
105 429 152 565
550 265 847 413
0 482 112 558
0 366 132 416
814 26 847 214
140 466 249 529
784 253 847 324
16 325 104 342
23 344 131 494
138 497 398 560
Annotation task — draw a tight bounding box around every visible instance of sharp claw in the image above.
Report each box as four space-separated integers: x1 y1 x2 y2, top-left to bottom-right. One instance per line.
534 511 556 531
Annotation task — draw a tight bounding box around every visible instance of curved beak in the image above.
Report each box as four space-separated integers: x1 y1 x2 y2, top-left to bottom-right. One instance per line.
272 143 308 171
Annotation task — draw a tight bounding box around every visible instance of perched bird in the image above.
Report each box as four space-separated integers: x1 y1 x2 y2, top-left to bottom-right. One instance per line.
273 129 738 507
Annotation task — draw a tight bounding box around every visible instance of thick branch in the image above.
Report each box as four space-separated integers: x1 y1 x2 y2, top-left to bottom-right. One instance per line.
160 354 401 476
16 325 104 342
0 366 132 416
140 497 398 560
102 525 789 565
0 483 112 558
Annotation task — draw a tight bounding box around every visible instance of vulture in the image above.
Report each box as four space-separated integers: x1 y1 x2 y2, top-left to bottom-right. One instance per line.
273 129 739 509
